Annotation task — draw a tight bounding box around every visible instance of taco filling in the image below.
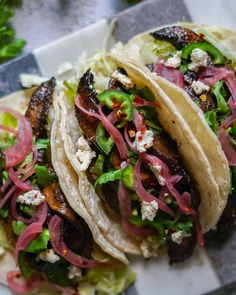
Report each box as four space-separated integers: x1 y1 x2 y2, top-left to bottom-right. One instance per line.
0 80 135 294
73 66 204 263
136 25 236 237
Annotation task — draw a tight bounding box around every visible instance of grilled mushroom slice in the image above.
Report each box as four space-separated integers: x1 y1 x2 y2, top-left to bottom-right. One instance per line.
151 26 204 50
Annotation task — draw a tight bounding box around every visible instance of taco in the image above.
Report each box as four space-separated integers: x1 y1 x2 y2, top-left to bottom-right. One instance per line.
57 45 229 263
118 23 235 237
0 81 135 294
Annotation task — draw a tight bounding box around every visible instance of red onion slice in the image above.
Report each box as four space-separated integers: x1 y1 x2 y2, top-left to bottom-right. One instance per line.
97 105 128 160
76 95 128 160
7 270 43 294
199 66 228 86
192 214 204 247
132 109 146 132
15 222 43 264
8 168 32 191
16 146 38 176
0 107 33 169
118 181 155 237
0 124 17 135
49 215 117 268
224 71 236 109
141 153 195 215
134 158 175 217
11 197 48 225
154 57 185 88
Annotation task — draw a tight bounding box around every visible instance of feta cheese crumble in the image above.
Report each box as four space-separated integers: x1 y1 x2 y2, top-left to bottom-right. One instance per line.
134 129 154 153
141 200 158 221
171 231 191 245
165 51 181 68
111 70 134 88
76 136 96 171
17 190 46 206
192 80 210 95
188 48 208 72
38 249 60 263
140 240 159 258
68 265 82 279
0 246 5 257
150 164 166 186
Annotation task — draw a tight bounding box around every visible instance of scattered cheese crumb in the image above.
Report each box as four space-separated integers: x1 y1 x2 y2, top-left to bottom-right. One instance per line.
141 200 158 221
0 246 5 257
188 48 208 72
38 249 60 263
111 70 134 88
76 136 96 171
165 51 181 68
140 240 159 258
150 164 166 186
17 190 46 206
192 80 210 95
134 129 154 153
171 231 191 245
68 265 82 280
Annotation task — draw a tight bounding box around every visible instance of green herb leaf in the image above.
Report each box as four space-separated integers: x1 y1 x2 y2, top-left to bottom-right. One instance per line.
212 80 229 114
95 169 122 188
204 110 219 133
0 38 26 58
18 252 35 279
27 228 50 253
20 204 34 216
35 138 50 150
90 154 104 176
138 106 162 133
42 259 72 287
96 123 114 155
12 220 26 235
0 5 13 26
121 165 134 190
35 164 56 187
0 208 9 218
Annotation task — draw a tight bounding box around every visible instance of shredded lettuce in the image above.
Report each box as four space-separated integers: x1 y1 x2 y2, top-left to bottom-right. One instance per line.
212 81 229 114
63 80 77 104
78 266 136 295
95 169 122 188
139 40 176 65
90 154 105 176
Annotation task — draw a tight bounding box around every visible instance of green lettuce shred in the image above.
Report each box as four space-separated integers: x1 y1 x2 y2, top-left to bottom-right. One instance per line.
78 266 136 295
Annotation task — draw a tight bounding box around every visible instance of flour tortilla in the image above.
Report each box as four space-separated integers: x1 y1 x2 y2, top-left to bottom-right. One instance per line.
51 93 129 263
114 23 231 231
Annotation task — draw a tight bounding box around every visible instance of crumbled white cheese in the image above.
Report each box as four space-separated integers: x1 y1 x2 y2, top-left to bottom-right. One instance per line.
0 246 5 257
57 62 73 76
192 80 210 95
76 136 96 171
38 249 60 263
141 200 158 221
171 231 191 245
140 240 159 258
134 129 154 153
19 74 49 88
150 164 166 186
188 48 208 72
17 190 46 206
165 51 182 68
68 265 82 280
111 70 134 88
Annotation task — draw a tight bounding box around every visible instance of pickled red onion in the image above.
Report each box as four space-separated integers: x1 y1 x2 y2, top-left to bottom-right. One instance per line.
8 168 32 191
134 158 175 217
132 109 146 131
118 181 155 237
218 113 236 166
49 215 116 268
15 222 43 264
199 66 228 86
224 71 236 109
11 198 48 225
141 153 195 215
7 270 43 294
0 107 33 169
0 124 17 135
